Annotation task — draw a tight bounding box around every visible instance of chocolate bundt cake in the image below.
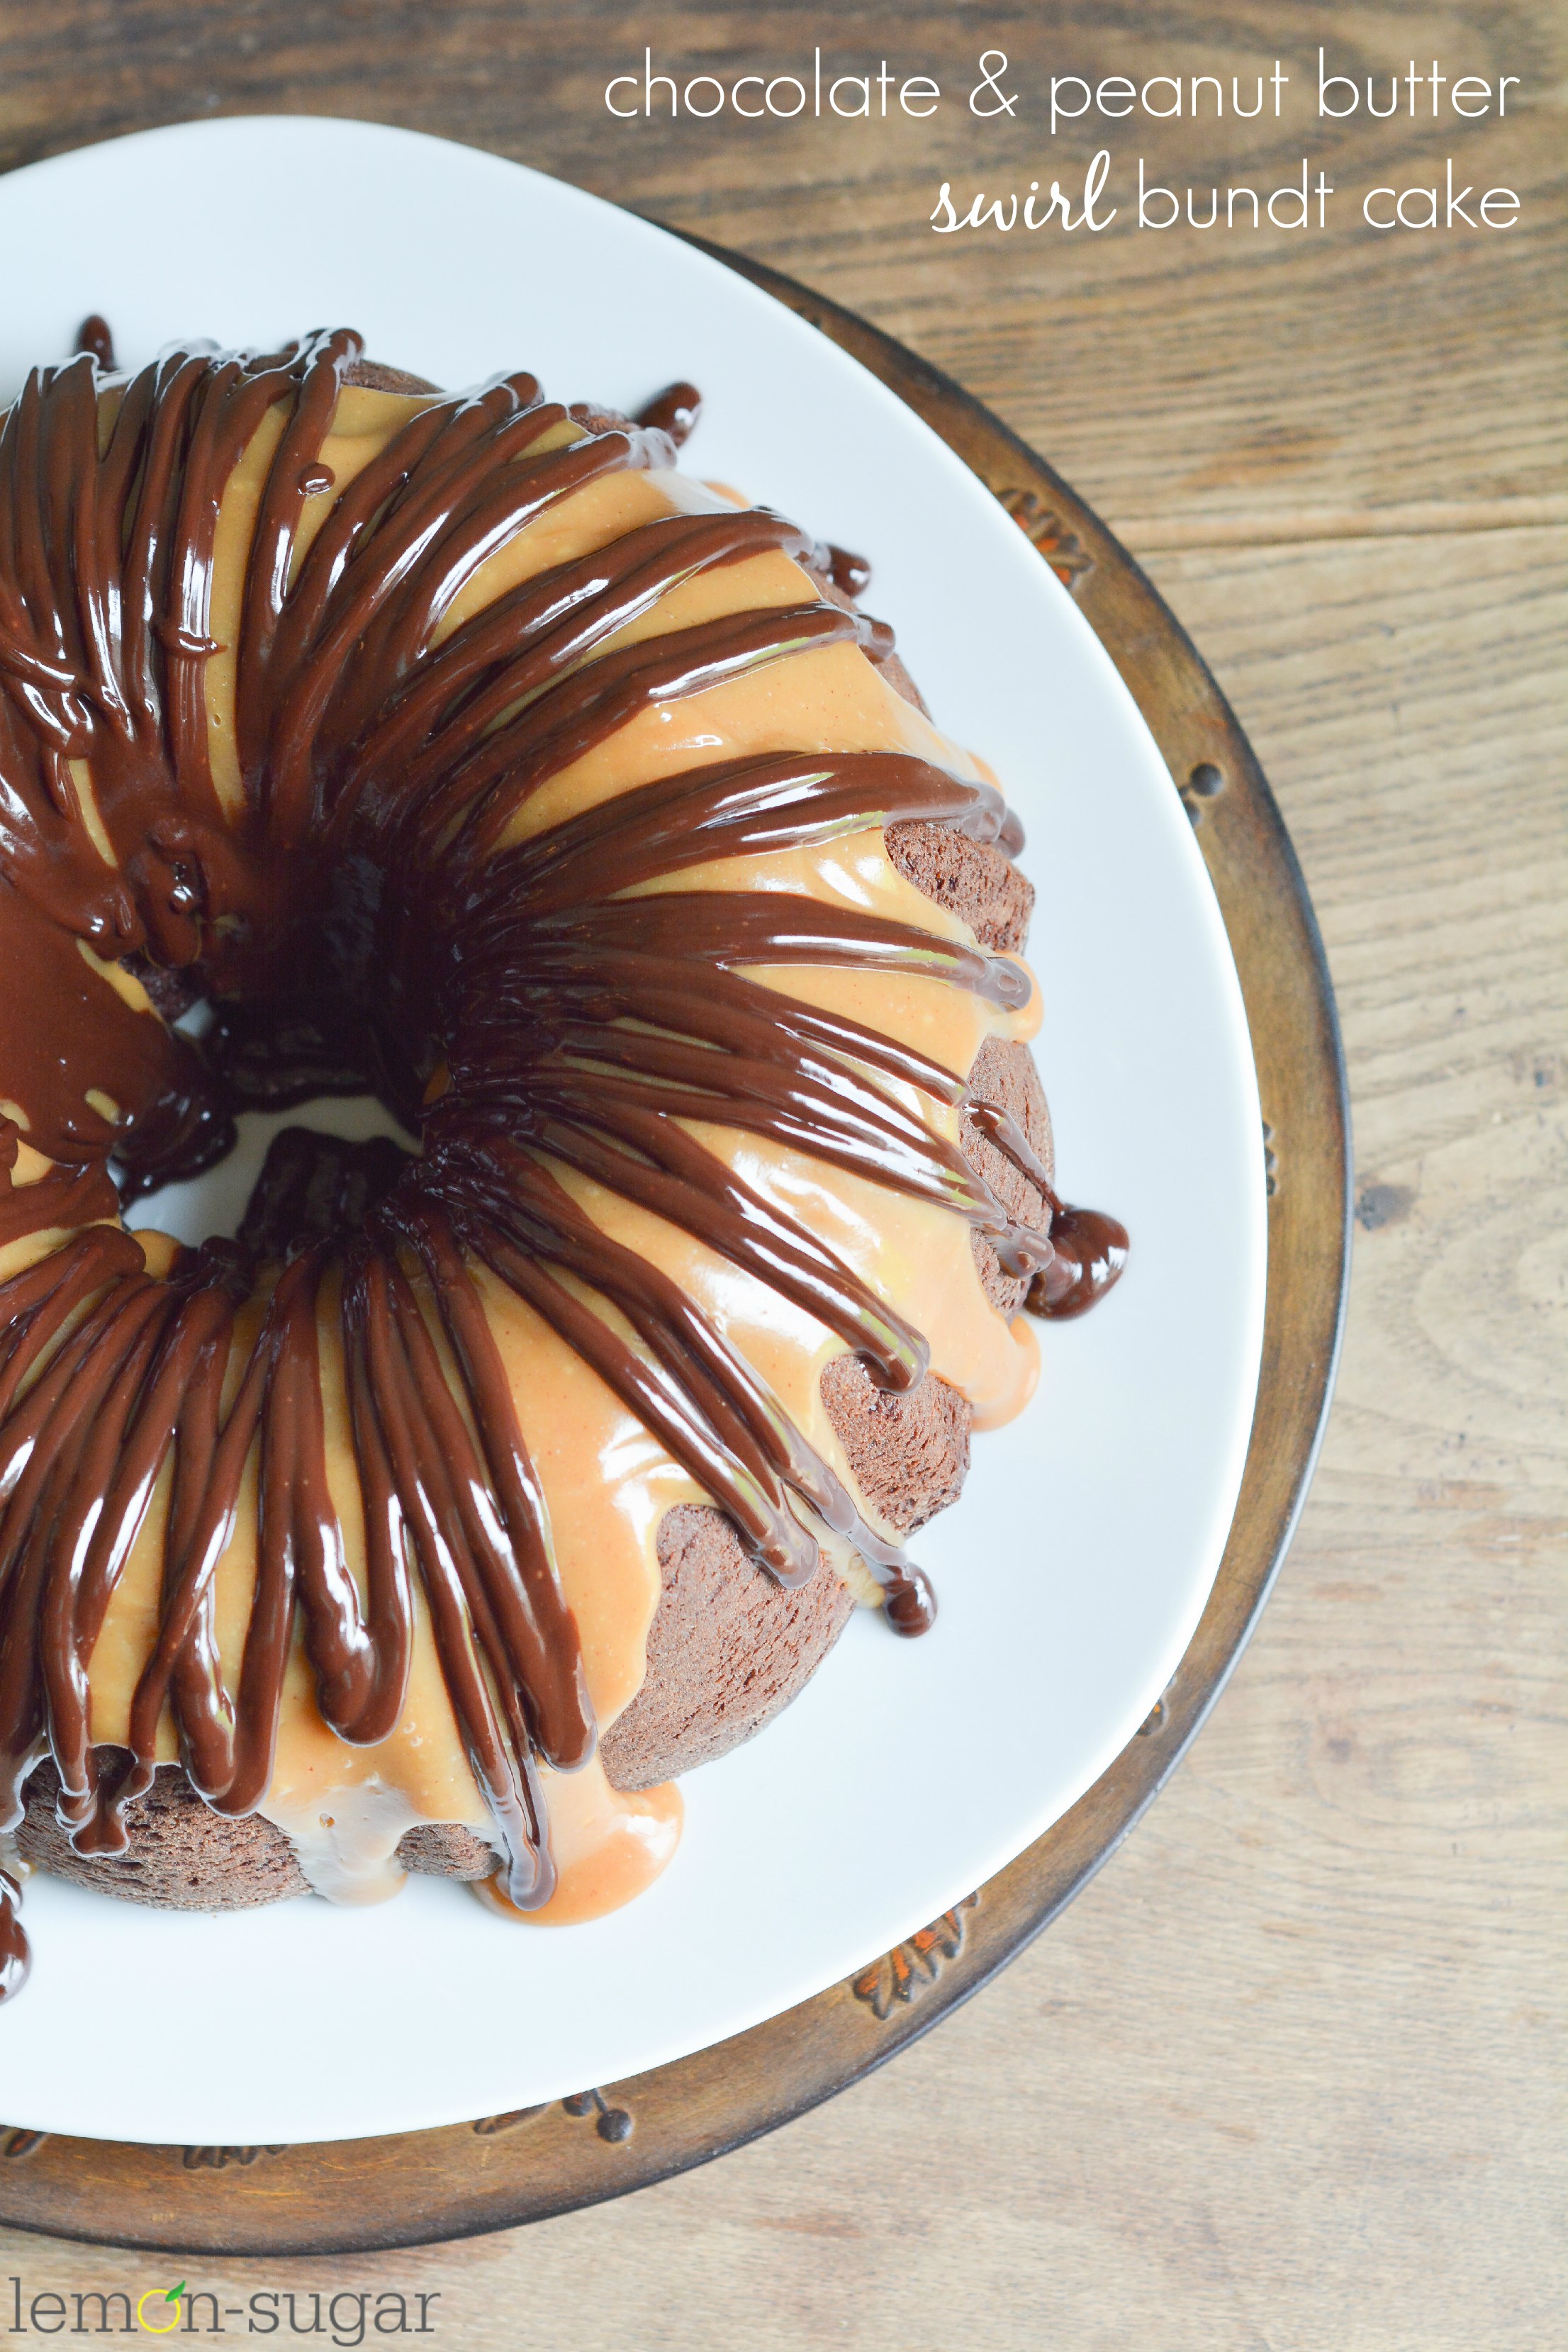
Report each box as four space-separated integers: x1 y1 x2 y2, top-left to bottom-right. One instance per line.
0 320 1124 1994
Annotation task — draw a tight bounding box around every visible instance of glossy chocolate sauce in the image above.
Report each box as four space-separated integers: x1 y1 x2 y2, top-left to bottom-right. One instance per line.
825 544 873 600
0 329 1122 1992
73 315 115 369
965 1102 1129 1315
0 1869 26 1998
633 381 702 447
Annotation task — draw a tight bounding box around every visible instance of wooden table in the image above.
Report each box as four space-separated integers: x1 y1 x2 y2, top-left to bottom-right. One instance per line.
0 5 1561 2341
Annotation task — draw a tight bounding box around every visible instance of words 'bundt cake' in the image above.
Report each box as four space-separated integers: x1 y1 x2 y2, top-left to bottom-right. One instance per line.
0 317 1124 1996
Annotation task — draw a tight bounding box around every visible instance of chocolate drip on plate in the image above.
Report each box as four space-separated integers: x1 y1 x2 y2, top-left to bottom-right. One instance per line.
634 381 702 446
825 544 873 599
965 1100 1129 1311
73 314 114 369
1026 1207 1129 1319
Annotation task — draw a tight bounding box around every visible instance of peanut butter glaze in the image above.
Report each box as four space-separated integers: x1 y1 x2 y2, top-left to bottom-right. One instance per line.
0 327 1124 1993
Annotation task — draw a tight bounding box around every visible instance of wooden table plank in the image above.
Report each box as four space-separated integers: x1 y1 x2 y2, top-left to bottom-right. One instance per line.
0 2 1560 2339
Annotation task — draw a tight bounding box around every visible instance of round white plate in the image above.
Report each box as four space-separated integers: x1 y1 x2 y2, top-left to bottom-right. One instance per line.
0 118 1265 2146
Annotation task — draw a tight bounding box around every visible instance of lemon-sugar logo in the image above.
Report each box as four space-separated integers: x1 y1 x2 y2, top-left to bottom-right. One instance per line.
135 2280 184 2334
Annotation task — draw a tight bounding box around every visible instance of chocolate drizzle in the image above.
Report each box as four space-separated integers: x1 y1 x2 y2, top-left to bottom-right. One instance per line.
825 544 873 600
73 315 115 370
1028 1206 1129 1318
0 1871 26 1998
0 328 1123 1994
965 1102 1129 1311
237 1128 412 1260
633 382 702 447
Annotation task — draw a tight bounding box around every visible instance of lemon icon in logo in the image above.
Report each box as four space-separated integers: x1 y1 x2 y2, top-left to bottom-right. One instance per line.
136 2283 184 2334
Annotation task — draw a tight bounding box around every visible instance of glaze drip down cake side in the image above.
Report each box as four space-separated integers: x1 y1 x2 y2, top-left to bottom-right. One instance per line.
0 323 1126 1994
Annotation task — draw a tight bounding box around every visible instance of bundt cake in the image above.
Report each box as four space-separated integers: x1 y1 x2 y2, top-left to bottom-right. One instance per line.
0 318 1125 1996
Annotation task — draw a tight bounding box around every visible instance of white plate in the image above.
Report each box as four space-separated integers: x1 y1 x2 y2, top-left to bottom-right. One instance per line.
0 118 1265 2146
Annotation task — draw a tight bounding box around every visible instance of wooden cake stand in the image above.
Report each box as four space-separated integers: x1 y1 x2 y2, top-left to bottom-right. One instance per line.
0 240 1351 2254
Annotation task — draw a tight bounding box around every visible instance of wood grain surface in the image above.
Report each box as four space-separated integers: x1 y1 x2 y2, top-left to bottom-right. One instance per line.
0 3 1562 2343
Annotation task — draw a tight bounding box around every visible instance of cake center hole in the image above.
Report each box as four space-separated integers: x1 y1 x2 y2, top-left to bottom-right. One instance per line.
124 1095 420 1253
